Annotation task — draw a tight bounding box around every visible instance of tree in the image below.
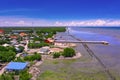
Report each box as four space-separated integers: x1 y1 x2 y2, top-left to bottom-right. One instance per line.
0 50 16 62
19 70 32 80
0 74 13 80
53 52 61 58
18 46 25 52
62 48 75 57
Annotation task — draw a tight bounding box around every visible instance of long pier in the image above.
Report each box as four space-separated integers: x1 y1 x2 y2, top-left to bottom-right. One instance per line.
55 40 109 45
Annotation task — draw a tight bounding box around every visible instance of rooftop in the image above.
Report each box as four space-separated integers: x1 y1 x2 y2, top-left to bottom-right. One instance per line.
6 62 28 70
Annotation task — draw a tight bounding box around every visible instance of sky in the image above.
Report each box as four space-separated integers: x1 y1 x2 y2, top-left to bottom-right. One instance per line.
0 0 120 26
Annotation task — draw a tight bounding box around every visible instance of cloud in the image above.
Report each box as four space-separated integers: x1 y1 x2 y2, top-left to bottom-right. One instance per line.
0 16 120 26
54 19 120 26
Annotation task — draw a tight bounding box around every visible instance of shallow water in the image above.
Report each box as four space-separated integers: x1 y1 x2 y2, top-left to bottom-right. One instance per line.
70 27 120 73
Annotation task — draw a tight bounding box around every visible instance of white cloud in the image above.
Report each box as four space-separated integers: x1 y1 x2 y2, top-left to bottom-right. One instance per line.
0 16 120 26
54 19 120 26
15 20 25 25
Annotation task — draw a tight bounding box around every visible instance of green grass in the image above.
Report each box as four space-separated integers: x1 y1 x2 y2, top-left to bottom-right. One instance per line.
37 59 108 80
52 61 59 64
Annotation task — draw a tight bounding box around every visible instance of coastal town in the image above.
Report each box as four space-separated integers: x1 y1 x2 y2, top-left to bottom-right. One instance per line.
0 27 81 80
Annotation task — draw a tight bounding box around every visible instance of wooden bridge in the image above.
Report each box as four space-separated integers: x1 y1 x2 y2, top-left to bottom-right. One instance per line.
54 40 109 45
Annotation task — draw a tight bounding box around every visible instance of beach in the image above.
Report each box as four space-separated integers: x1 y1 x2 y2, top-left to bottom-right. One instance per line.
70 27 120 78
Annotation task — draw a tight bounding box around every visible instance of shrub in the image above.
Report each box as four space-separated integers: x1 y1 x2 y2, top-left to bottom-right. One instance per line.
19 69 32 80
14 57 25 62
24 53 41 61
28 42 49 49
18 46 25 52
53 52 61 58
62 48 75 57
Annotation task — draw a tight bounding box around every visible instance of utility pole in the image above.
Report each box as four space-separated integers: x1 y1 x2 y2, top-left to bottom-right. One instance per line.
32 22 36 36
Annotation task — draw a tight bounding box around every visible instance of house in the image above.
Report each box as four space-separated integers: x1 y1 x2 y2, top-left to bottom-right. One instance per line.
5 62 28 71
15 47 21 53
19 32 27 37
0 29 4 34
10 35 18 39
38 47 50 55
10 39 18 45
2 44 10 47
20 41 26 45
35 41 40 44
45 38 54 43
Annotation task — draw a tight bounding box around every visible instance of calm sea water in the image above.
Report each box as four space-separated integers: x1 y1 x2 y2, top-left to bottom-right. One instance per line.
70 27 120 73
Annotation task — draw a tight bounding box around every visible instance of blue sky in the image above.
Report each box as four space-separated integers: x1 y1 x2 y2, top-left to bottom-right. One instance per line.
0 0 120 26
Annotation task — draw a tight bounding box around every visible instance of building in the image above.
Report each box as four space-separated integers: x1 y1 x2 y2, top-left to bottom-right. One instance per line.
0 29 4 34
38 47 50 55
10 35 18 39
2 44 10 47
35 41 40 44
19 32 27 37
10 39 18 45
45 38 54 43
5 62 28 71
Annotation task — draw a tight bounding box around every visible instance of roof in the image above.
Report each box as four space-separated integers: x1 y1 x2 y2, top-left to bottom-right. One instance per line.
40 48 49 52
6 62 28 70
0 29 4 33
2 44 10 47
19 32 27 37
10 35 18 39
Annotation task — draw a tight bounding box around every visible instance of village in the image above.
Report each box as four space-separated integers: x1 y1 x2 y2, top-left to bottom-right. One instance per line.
0 27 81 80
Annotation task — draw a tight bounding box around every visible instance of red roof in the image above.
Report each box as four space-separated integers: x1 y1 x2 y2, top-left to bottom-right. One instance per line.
44 40 50 43
19 32 27 37
0 29 4 34
10 36 18 39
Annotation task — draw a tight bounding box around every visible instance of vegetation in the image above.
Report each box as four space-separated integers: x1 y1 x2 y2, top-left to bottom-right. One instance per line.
62 48 75 57
0 27 65 34
24 53 41 61
14 57 25 62
37 59 108 80
0 46 16 52
0 46 16 62
28 42 49 48
36 27 65 35
0 69 32 80
0 40 9 45
53 52 61 58
19 69 32 80
0 74 13 80
0 50 16 62
18 46 25 52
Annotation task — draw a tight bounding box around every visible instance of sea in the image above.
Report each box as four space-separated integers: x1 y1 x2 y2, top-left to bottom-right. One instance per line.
69 27 120 74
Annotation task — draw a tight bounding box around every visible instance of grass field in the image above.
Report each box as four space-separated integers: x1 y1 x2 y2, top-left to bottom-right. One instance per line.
37 58 109 80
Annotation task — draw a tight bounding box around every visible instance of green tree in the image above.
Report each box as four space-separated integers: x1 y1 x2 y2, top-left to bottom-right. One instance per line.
18 46 25 52
53 52 61 58
62 48 75 57
19 70 32 80
0 74 13 80
0 50 16 62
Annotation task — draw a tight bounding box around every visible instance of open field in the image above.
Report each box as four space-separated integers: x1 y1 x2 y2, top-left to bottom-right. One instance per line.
37 59 108 80
37 44 113 80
